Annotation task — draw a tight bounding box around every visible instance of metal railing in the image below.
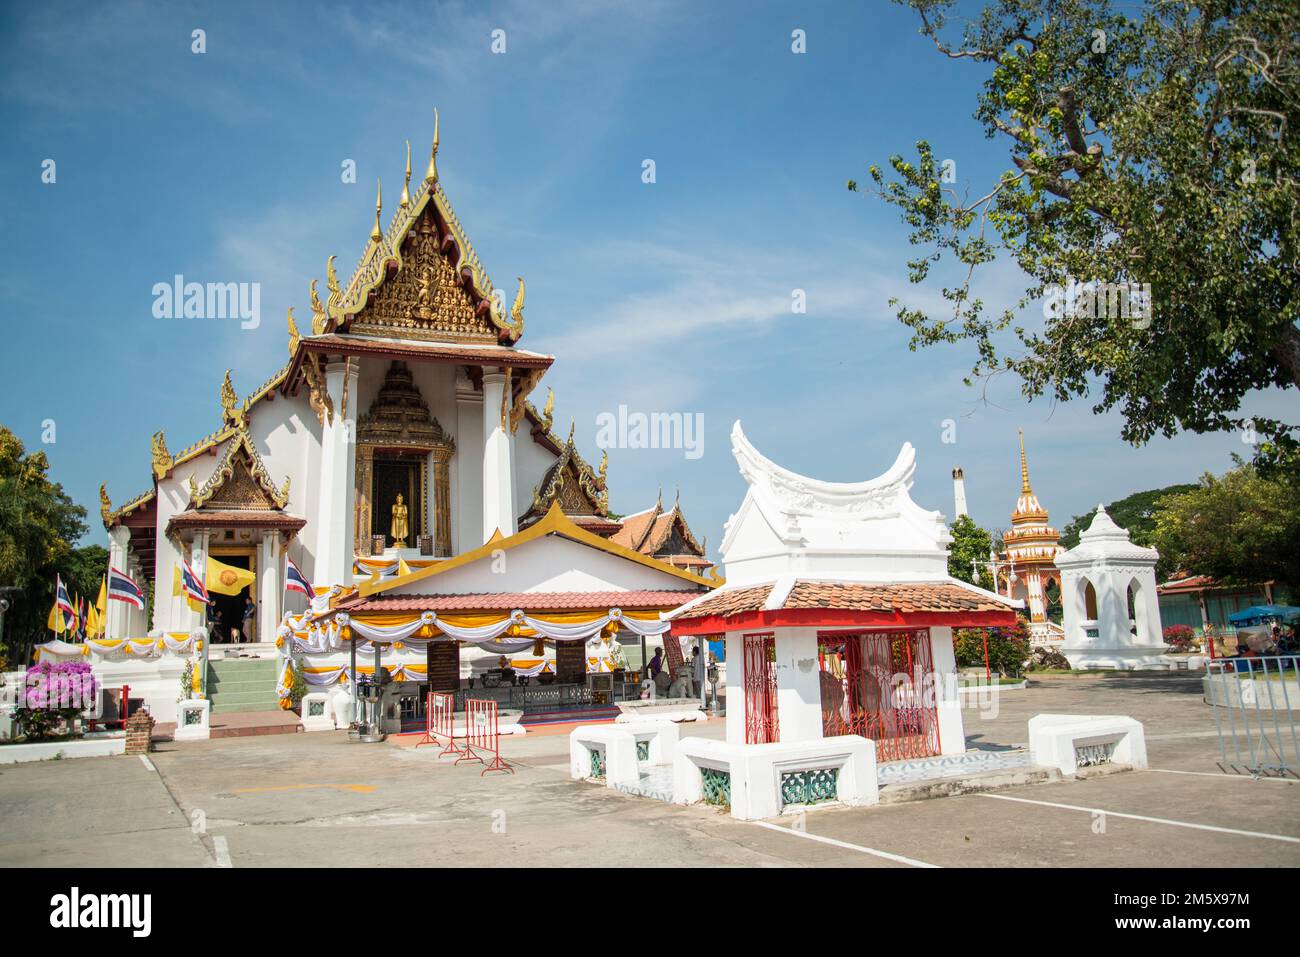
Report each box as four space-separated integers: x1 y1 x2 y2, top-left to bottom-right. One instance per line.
1205 655 1299 778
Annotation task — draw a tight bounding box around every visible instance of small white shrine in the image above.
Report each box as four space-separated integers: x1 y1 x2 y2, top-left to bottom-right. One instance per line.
1057 506 1167 669
654 422 1021 819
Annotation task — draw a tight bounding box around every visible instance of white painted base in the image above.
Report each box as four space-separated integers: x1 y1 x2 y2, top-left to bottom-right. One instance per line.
300 692 335 732
614 700 705 723
0 736 127 764
1060 645 1170 670
174 699 211 741
1027 713 1147 776
673 734 878 821
570 726 639 788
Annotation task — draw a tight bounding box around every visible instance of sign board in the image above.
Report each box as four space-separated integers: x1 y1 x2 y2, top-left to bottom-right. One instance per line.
427 640 460 692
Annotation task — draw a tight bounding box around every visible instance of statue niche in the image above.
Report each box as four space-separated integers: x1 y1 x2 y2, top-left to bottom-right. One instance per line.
354 361 455 556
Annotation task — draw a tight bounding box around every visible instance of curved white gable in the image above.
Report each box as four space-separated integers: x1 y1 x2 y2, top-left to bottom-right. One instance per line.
720 421 952 586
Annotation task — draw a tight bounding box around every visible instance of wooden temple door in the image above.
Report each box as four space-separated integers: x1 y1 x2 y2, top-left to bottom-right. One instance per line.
742 633 779 744
818 629 941 761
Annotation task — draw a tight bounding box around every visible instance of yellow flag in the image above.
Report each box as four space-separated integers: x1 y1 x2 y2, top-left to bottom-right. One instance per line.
397 558 412 577
46 601 64 633
205 555 256 596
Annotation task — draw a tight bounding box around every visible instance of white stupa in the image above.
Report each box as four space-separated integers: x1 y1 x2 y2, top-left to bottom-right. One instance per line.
1057 505 1167 669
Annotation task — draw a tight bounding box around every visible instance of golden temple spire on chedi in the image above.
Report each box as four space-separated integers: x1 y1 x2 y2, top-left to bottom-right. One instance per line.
998 431 1065 642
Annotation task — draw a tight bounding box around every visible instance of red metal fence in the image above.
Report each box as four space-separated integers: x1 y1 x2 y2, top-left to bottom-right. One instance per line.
743 633 780 744
818 629 941 761
458 697 513 775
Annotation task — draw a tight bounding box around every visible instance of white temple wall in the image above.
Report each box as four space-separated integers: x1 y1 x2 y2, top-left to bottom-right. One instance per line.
454 369 484 553
513 427 560 523
773 627 825 743
151 452 224 634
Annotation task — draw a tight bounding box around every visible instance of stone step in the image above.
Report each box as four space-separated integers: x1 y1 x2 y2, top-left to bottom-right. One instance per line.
879 764 1060 804
876 748 1035 786
212 700 288 714
208 659 279 676
207 676 278 692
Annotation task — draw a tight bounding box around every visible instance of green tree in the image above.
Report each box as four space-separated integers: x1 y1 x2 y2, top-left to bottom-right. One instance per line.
954 618 1033 676
852 1 1299 455
1150 462 1300 586
0 426 92 659
948 514 997 589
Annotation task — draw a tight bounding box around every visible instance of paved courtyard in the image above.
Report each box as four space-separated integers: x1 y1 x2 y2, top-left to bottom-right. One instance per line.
1 672 1297 868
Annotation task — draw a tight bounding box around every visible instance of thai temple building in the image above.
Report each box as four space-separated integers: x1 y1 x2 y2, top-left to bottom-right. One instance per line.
996 432 1065 643
81 117 718 727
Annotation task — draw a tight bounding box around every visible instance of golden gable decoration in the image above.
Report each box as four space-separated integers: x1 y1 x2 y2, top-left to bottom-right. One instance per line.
349 207 496 343
190 429 290 512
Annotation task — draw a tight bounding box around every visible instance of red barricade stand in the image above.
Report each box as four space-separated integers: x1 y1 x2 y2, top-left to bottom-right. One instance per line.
414 691 438 748
424 692 461 758
458 698 513 775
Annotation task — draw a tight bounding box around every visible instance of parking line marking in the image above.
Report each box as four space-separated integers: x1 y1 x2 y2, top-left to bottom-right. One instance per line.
213 836 232 868
979 793 1300 843
1150 768 1298 783
138 755 156 772
751 821 940 867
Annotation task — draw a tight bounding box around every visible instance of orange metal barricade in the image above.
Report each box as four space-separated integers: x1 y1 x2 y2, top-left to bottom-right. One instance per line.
458 697 513 775
428 692 462 759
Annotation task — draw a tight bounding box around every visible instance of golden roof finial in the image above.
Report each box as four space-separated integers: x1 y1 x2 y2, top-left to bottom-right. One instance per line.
541 387 555 431
400 139 412 209
656 485 663 509
220 370 240 426
99 483 113 526
568 417 575 443
287 307 300 358
424 108 440 185
370 179 383 244
325 255 341 305
1018 429 1032 494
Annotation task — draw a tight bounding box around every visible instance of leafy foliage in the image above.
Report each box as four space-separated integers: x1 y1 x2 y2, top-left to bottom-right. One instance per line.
1150 462 1300 585
948 514 997 589
0 426 93 659
853 1 1299 454
954 617 1033 675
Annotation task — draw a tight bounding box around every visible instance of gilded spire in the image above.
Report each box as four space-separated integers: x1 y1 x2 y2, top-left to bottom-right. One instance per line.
220 370 239 426
599 450 608 482
424 108 440 185
370 179 383 244
541 387 554 432
400 139 412 209
1018 429 1032 493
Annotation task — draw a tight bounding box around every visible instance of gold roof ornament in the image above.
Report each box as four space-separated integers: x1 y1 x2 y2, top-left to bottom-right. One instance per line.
599 450 608 483
151 431 173 480
1019 429 1032 494
541 387 554 432
189 427 291 512
99 484 113 527
309 279 327 335
220 371 240 427
424 108 439 185
325 255 341 306
370 179 384 245
287 307 300 359
400 140 412 210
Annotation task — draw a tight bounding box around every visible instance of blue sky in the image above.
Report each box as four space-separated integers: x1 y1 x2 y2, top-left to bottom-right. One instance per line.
1 0 1291 554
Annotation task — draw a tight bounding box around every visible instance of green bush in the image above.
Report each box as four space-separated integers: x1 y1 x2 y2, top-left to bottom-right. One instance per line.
954 618 1033 677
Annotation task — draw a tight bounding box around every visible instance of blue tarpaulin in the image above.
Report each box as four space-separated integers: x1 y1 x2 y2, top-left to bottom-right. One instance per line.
1227 605 1300 626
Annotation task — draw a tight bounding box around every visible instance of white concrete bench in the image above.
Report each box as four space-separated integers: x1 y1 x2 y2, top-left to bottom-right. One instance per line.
570 722 680 789
673 735 878 821
1028 713 1147 776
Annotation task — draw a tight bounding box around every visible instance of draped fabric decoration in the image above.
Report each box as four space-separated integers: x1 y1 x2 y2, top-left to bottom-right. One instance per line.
35 634 198 661
317 607 670 648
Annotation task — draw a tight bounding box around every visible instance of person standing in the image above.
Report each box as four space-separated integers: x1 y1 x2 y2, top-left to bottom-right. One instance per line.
241 595 256 644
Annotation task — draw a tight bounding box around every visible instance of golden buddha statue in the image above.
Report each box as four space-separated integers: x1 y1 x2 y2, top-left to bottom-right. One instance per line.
391 493 409 548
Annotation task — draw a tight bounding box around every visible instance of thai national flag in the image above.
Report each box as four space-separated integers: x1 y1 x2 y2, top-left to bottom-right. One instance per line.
108 566 145 609
285 557 315 600
54 575 75 616
181 559 211 605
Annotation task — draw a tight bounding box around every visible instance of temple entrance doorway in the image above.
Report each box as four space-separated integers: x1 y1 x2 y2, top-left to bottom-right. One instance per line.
818 629 941 761
208 550 254 644
372 454 424 550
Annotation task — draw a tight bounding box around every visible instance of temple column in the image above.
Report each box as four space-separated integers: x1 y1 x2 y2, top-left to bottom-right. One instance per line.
481 370 516 542
106 526 131 640
189 530 211 634
127 555 147 636
316 359 359 586
259 531 281 643
455 370 483 554
432 449 452 557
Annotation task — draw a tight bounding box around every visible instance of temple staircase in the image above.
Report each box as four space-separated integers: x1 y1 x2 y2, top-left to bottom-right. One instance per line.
207 656 282 715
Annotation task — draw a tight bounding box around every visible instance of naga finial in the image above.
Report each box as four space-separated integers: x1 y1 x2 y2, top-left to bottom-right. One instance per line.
599 450 608 483
220 371 239 426
541 387 554 431
425 108 440 184
287 307 300 358
325 255 341 305
400 139 412 210
309 279 327 335
151 431 173 480
99 483 113 526
370 179 383 245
